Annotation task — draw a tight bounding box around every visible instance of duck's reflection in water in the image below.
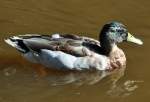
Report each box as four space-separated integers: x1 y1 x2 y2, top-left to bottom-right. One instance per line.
42 66 143 97
46 70 110 86
2 62 143 98
43 65 125 85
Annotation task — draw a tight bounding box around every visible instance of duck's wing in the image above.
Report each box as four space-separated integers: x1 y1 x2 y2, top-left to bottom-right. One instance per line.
60 34 100 46
5 34 101 57
59 34 102 55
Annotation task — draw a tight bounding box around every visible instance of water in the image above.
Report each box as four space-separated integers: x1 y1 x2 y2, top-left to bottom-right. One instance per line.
0 0 150 102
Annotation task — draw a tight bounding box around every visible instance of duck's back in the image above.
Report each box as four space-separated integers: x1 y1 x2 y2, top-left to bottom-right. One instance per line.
6 34 101 57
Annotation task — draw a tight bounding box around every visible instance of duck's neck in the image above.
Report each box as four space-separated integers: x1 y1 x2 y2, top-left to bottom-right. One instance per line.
99 34 116 56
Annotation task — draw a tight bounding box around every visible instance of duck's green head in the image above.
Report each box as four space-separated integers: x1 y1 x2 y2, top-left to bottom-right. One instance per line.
100 21 143 45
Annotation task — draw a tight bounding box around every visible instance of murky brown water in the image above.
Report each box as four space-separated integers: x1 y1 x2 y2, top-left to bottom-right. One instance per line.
0 0 150 102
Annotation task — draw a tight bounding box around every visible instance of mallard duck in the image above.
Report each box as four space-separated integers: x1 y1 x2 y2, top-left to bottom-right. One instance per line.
5 21 143 71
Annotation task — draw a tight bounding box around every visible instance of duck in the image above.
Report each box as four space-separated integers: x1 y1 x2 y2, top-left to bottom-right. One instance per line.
5 21 143 71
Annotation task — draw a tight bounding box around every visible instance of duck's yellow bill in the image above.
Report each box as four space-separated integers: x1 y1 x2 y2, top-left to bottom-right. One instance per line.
127 33 143 45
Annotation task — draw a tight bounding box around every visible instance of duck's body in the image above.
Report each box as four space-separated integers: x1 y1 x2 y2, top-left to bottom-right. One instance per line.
5 22 143 71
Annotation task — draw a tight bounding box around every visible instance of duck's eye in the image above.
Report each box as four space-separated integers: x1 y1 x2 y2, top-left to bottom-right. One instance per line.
117 29 124 33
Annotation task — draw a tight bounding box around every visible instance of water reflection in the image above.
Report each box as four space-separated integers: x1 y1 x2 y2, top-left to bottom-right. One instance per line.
46 71 108 86
107 80 144 97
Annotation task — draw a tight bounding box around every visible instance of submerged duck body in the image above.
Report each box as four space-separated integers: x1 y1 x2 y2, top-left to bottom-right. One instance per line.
5 22 143 71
